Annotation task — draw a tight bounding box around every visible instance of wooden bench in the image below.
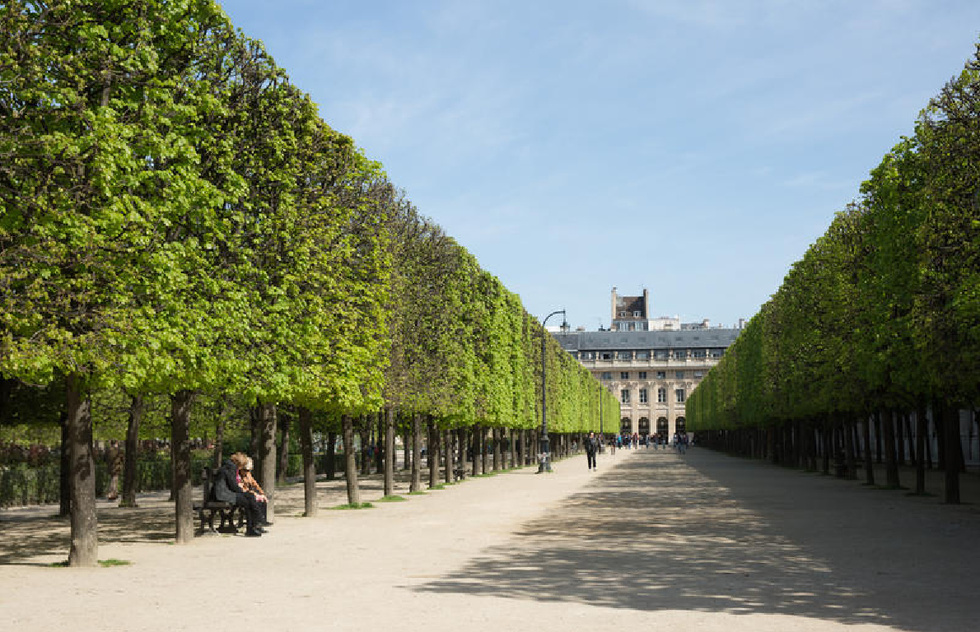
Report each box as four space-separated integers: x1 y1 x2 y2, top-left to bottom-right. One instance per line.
194 466 244 535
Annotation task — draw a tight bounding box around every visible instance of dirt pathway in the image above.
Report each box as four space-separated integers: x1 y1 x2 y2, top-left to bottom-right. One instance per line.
2 448 978 631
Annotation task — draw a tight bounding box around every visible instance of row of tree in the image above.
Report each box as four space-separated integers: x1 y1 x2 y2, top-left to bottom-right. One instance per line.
0 1 619 565
686 41 980 503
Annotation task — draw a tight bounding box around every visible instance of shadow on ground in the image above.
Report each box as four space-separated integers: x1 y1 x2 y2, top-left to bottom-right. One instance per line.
415 449 978 632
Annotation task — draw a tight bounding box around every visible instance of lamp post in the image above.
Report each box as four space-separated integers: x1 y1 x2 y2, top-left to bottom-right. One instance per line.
539 309 566 473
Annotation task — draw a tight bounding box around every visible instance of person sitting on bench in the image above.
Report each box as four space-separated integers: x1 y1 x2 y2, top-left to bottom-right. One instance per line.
212 456 264 537
239 455 272 528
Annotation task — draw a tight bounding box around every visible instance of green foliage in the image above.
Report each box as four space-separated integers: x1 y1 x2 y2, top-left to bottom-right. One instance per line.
689 39 980 430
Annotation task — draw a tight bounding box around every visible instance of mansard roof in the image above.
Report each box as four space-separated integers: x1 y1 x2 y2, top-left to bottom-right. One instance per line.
554 328 741 352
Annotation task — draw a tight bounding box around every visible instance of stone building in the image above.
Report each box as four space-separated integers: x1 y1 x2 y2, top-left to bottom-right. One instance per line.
556 288 741 438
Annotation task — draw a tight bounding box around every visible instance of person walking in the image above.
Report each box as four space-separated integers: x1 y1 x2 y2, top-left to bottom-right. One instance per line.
585 432 598 471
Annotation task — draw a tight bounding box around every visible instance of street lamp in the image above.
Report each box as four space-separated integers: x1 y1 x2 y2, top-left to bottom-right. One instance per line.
539 309 566 473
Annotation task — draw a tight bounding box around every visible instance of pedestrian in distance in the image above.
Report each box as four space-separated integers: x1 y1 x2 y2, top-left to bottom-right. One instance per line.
585 431 598 471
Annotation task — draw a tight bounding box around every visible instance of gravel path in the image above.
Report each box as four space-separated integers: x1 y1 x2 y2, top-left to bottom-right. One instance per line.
2 447 978 631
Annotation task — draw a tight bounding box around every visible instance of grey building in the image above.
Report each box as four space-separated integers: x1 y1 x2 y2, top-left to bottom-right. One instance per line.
556 315 741 438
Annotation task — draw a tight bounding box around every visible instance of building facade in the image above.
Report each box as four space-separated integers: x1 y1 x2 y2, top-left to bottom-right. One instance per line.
558 289 741 438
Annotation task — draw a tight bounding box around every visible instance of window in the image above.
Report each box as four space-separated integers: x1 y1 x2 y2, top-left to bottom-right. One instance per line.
693 349 706 359
580 351 595 360
600 352 612 360
694 371 704 379
675 371 684 379
620 371 629 380
600 372 612 380
654 349 669 360
710 348 724 358
657 387 667 403
636 351 650 360
617 351 633 360
656 371 666 379
675 388 685 403
638 371 647 379
621 389 631 404
674 349 687 360
639 388 648 403
633 311 641 317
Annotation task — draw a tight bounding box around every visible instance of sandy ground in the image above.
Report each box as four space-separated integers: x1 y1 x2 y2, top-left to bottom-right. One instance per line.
2 447 979 632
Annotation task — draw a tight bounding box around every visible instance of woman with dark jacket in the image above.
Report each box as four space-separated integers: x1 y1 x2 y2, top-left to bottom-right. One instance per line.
211 457 264 537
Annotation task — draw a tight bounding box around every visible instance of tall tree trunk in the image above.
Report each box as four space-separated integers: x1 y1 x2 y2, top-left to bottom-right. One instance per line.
277 412 290 485
905 413 917 465
66 375 97 566
298 407 317 517
443 427 452 484
493 427 502 471
410 414 422 492
942 403 962 504
458 427 468 479
820 426 831 475
384 407 395 497
843 416 857 480
120 394 143 508
882 409 901 488
402 429 411 472
171 389 195 545
480 426 488 474
59 410 70 517
862 414 875 486
428 417 439 489
874 413 883 464
915 402 928 494
508 428 516 469
256 403 277 523
341 414 360 505
375 412 384 474
472 426 480 476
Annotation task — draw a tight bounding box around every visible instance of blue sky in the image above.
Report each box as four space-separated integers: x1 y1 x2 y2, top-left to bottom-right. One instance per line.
220 1 980 330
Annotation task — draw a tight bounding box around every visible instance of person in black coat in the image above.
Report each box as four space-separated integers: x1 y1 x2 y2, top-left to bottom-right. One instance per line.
212 458 264 537
585 431 598 471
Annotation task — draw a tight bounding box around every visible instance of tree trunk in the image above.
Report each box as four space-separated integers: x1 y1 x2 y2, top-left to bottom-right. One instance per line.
820 426 830 475
256 403 277 523
843 416 857 480
493 427 502 471
298 407 317 517
481 426 489 474
398 429 406 472
915 402 928 495
409 414 422 492
882 409 901 488
472 426 480 476
862 414 875 486
171 389 195 545
458 427 468 479
59 411 70 517
443 427 452 484
277 412 290 485
121 394 143 508
428 417 439 489
341 414 360 505
874 413 883 464
508 428 516 469
942 403 962 504
66 375 97 566
384 407 395 497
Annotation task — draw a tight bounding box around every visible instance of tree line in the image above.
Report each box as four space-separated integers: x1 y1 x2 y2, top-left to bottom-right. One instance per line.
686 40 980 504
0 0 620 565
